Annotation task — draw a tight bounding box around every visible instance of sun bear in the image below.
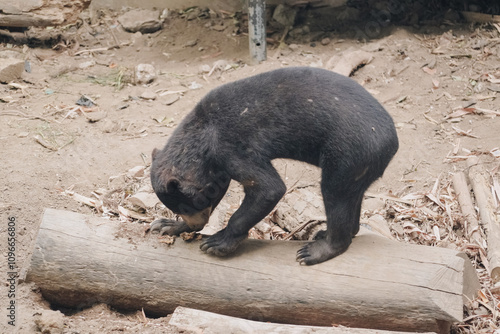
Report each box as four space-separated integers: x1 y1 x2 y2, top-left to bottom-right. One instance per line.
150 67 398 265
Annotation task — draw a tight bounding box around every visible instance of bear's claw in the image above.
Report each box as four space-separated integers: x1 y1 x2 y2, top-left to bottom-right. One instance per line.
296 239 349 266
200 229 246 257
149 218 191 236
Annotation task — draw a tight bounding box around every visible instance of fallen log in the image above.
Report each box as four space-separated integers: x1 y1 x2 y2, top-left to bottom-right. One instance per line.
0 0 91 27
22 208 479 333
452 171 483 245
461 11 500 24
168 306 435 334
330 49 373 77
467 157 500 283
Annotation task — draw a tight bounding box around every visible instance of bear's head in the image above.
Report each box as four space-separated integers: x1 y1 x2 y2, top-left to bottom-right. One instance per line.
150 148 223 231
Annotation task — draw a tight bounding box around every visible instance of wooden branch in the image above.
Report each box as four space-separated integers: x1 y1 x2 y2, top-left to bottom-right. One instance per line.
22 209 480 333
452 171 482 245
169 306 435 334
331 50 373 77
0 0 91 27
467 157 500 283
462 11 500 24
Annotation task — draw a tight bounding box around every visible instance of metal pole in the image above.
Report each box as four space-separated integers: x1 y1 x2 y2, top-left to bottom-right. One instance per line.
247 0 266 63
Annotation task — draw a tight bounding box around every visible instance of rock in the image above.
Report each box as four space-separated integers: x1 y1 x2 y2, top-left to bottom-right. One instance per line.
78 60 96 69
140 90 157 100
289 27 305 38
85 110 106 123
128 192 160 209
199 64 211 73
321 38 331 46
362 197 386 212
212 24 226 31
0 58 24 83
443 9 460 22
34 309 65 334
101 119 120 133
162 94 179 106
288 44 299 51
272 4 297 28
184 39 198 47
118 9 162 34
134 64 156 85
188 81 203 90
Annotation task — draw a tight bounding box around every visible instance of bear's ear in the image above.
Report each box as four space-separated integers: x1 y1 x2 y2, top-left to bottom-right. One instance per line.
166 178 180 193
152 148 159 161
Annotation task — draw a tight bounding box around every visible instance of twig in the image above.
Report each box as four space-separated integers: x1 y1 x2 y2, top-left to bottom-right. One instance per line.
0 110 51 123
284 220 320 240
273 26 290 59
107 22 121 47
365 192 414 205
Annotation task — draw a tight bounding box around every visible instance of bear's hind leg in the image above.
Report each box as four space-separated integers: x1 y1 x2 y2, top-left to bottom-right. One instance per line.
296 196 358 265
297 165 367 265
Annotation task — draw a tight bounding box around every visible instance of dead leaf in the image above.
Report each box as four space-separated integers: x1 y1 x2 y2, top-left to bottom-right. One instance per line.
180 231 202 241
422 66 437 75
158 235 175 245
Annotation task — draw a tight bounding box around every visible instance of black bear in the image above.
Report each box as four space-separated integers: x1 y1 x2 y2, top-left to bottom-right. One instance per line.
150 67 398 265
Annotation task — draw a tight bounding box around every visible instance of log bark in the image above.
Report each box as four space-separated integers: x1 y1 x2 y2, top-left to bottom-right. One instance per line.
168 306 435 334
467 157 500 283
0 0 91 27
23 208 480 333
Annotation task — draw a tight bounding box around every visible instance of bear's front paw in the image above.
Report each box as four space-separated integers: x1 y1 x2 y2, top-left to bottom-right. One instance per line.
149 218 191 236
296 238 350 266
200 229 246 257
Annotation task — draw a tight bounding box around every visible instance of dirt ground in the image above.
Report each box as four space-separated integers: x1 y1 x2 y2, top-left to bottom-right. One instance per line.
1 5 500 334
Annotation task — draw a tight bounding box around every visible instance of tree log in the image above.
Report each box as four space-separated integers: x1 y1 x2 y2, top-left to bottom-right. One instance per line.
0 0 91 27
452 171 482 244
22 208 480 333
168 306 435 334
467 157 500 283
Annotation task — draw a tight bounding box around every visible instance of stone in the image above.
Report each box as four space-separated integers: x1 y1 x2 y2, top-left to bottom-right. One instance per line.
272 4 297 28
184 39 198 47
162 94 179 106
362 197 386 212
34 309 65 334
321 38 331 46
0 58 24 83
134 64 156 85
78 60 96 69
140 90 157 100
128 192 160 209
118 9 162 34
199 64 211 73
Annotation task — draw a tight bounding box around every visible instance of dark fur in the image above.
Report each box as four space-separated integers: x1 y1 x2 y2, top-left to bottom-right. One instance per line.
151 67 398 265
